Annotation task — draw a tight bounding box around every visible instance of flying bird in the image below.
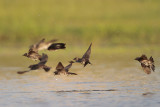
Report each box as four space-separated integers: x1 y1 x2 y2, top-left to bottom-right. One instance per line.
54 61 77 75
23 38 66 61
135 54 155 74
17 53 51 74
73 43 92 67
23 49 42 61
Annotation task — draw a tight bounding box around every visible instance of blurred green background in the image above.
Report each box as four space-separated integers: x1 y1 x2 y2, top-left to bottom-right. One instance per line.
0 0 160 48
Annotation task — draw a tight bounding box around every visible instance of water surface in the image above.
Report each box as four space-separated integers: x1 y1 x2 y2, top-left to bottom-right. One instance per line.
0 54 160 107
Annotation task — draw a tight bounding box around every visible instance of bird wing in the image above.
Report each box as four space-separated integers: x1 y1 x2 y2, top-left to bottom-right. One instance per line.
29 38 45 51
46 39 57 44
82 43 92 59
17 70 31 74
141 54 148 60
38 39 58 50
64 63 72 72
28 63 40 70
149 56 154 63
38 53 48 65
56 62 64 71
135 54 148 62
149 56 155 71
151 64 155 72
48 43 66 50
67 72 77 75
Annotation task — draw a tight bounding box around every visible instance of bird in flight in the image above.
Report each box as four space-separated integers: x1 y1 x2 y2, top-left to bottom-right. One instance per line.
17 53 51 74
72 43 92 67
135 54 155 74
23 38 66 61
54 61 77 75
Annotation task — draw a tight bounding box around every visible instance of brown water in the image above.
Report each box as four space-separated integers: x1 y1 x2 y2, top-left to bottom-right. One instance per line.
0 54 160 107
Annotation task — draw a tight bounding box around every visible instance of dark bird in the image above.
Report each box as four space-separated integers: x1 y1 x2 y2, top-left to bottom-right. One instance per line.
54 61 77 75
23 38 66 61
17 53 51 74
135 54 155 74
73 43 92 67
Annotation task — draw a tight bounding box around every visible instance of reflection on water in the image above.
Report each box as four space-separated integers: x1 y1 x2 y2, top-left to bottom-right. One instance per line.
0 54 160 107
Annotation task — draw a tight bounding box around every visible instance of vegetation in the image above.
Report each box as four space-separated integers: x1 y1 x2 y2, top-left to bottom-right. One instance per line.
0 0 160 47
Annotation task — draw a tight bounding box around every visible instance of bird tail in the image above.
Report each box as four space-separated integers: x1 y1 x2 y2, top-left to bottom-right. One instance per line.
43 66 51 72
48 43 66 50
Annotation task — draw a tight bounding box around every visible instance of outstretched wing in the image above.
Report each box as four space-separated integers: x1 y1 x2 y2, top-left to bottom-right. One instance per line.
30 38 45 51
67 72 77 75
135 54 148 62
149 56 154 63
151 64 155 72
64 63 73 72
46 39 57 44
149 56 155 71
82 43 92 60
17 70 31 74
56 62 64 71
141 54 148 60
38 53 48 65
37 39 57 50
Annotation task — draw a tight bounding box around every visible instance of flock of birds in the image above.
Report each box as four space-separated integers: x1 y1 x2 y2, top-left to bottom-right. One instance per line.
17 38 92 75
17 38 155 75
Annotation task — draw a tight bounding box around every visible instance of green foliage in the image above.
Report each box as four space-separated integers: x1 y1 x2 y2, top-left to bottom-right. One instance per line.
0 0 160 46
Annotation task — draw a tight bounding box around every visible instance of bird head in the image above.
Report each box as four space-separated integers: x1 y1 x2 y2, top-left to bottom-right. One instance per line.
23 53 28 56
69 61 75 64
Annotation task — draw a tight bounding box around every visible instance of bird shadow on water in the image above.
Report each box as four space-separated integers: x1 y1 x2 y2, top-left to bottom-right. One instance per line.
46 89 118 93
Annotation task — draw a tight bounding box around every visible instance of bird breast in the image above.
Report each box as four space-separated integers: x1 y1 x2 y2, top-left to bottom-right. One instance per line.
141 60 149 66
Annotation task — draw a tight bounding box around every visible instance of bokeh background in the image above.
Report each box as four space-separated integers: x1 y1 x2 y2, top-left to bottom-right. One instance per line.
1 1 160 107
0 0 160 48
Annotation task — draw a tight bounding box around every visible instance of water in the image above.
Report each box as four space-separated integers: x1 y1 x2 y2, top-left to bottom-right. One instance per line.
0 54 160 107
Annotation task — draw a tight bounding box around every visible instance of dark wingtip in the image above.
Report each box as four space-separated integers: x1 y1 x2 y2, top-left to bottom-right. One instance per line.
17 71 28 74
68 72 78 75
48 43 66 50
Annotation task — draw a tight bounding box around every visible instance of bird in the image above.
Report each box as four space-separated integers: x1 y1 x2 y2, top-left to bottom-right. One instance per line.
54 61 77 75
72 43 92 67
23 49 42 61
23 38 66 61
17 53 51 74
135 54 155 74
